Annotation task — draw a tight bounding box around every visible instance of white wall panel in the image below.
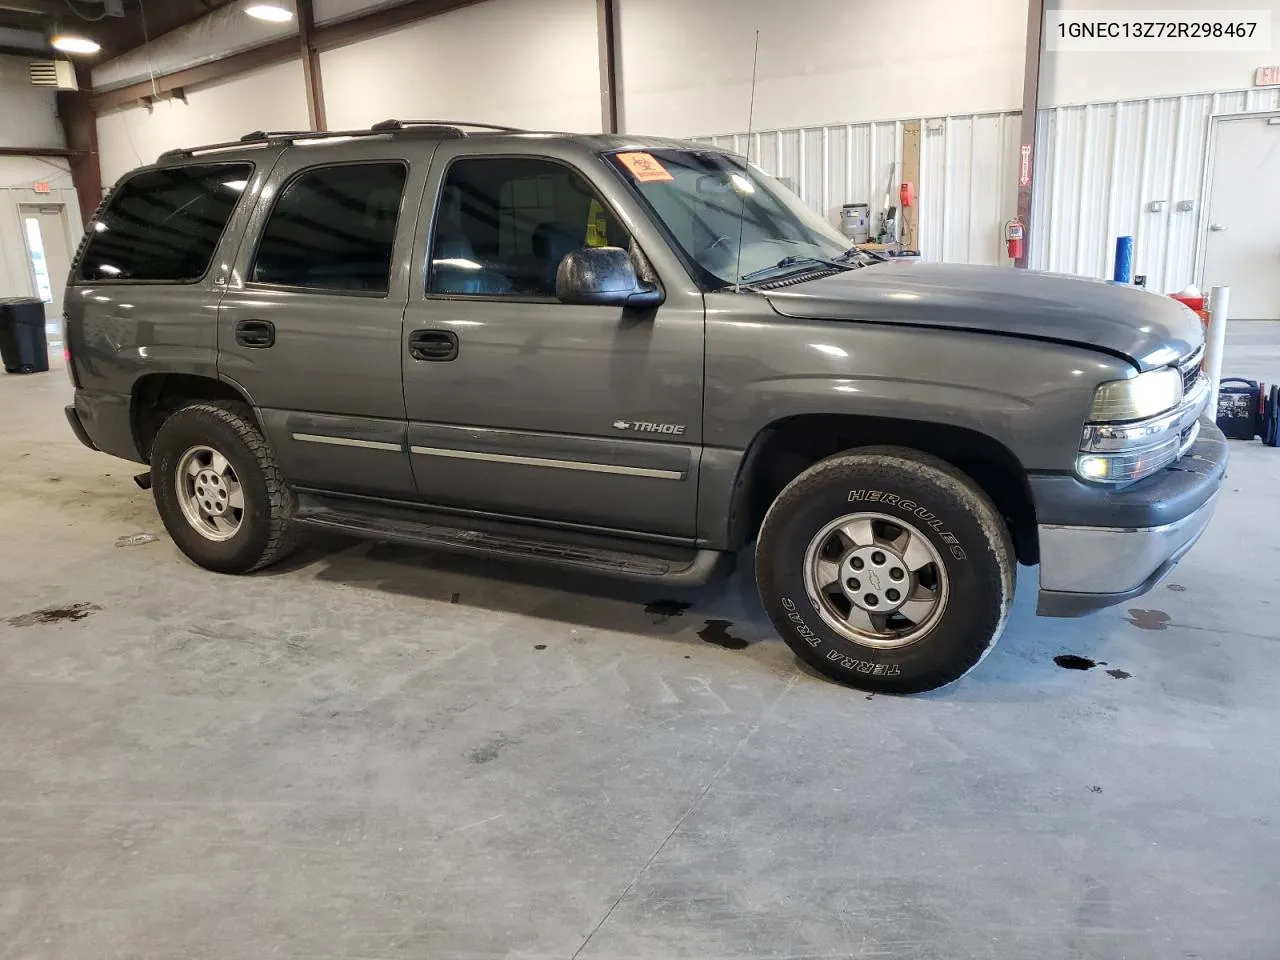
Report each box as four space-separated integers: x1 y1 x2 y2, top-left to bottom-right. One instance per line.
0 56 63 149
96 60 310 186
618 0 1025 138
698 113 1020 268
1031 87 1280 292
320 0 599 132
93 2 298 91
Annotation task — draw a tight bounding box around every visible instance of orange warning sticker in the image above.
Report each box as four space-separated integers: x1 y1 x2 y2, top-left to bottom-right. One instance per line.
616 152 674 183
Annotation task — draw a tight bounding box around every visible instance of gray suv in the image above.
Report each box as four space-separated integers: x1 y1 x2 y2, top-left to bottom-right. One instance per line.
63 120 1227 693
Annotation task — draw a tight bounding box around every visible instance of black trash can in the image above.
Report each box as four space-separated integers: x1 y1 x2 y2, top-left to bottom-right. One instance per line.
0 298 50 374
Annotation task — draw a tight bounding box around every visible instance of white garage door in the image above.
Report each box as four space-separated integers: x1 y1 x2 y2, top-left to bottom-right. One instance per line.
1202 116 1280 321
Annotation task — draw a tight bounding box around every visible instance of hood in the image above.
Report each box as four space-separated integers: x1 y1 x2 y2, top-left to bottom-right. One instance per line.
763 260 1203 370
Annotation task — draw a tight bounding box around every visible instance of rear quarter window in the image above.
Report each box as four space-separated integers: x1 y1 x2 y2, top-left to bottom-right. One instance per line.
75 163 253 283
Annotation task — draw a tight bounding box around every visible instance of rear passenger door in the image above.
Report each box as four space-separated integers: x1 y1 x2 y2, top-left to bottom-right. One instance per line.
218 142 428 499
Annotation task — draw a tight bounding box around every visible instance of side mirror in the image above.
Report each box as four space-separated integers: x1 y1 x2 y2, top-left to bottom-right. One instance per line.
555 247 664 309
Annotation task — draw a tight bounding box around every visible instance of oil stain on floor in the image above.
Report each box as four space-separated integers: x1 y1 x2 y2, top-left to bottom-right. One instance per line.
1054 654 1097 671
644 599 693 623
698 619 750 650
1126 609 1172 630
6 602 102 627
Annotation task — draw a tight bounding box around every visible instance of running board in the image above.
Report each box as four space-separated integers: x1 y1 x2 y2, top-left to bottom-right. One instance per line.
293 495 733 586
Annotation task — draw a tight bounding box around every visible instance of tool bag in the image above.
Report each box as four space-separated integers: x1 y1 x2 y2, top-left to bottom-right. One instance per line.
1264 384 1280 447
1217 378 1263 440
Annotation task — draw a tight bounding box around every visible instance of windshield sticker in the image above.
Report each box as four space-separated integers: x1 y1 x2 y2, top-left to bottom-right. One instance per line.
617 152 674 183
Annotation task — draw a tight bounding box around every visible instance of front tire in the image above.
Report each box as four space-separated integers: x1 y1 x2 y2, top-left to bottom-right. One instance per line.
150 401 299 574
756 447 1015 694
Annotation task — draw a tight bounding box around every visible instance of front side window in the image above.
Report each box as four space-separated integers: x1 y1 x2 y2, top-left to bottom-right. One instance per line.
428 156 630 298
251 162 407 294
77 162 252 282
608 149 852 289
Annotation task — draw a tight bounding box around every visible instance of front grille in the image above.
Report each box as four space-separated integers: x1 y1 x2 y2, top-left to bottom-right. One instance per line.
1179 344 1205 395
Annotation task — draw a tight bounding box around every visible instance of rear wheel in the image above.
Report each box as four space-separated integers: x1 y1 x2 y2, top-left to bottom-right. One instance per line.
756 447 1015 693
150 402 299 573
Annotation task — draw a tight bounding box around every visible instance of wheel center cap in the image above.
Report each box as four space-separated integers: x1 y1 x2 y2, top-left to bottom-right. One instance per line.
841 545 909 613
195 470 229 516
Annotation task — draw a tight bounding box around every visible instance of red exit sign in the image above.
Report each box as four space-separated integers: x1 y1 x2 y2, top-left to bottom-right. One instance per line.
32 181 50 194
1256 65 1280 86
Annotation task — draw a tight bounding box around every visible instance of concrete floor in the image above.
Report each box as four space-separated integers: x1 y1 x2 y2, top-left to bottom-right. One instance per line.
2 328 1279 960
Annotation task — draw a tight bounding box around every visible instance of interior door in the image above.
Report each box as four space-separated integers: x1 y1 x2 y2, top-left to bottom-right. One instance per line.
217 142 431 499
19 204 73 339
401 145 705 539
1203 116 1280 320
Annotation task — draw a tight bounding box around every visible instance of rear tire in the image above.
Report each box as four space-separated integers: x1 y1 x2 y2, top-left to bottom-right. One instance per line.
756 447 1015 694
150 401 299 573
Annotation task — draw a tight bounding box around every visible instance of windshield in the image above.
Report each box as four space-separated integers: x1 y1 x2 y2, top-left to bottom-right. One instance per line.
608 148 852 288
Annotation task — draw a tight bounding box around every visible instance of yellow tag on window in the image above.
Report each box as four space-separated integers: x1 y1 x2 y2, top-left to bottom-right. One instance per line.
585 200 608 247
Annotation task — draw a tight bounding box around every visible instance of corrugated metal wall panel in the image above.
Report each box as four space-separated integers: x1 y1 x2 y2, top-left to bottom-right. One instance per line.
697 86 1279 288
1032 86 1280 291
697 113 1011 264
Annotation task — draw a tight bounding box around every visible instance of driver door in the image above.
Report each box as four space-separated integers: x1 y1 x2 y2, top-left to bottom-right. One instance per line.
401 145 705 538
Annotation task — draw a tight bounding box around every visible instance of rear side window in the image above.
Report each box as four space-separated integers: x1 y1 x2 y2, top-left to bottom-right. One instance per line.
77 163 252 282
250 162 407 294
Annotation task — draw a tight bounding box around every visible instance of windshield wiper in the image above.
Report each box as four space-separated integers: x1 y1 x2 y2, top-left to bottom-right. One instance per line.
737 255 856 285
835 245 889 264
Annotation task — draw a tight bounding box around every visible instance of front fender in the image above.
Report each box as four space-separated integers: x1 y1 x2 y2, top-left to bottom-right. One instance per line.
696 296 1134 545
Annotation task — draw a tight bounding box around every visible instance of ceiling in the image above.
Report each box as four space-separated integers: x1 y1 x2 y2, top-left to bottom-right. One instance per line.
0 0 237 61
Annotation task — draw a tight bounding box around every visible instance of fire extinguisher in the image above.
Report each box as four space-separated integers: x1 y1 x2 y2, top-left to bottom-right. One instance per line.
1004 219 1025 261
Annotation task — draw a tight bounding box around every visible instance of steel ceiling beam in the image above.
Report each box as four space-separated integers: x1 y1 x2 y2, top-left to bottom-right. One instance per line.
1015 0 1046 269
595 0 618 134
298 0 326 131
0 145 72 156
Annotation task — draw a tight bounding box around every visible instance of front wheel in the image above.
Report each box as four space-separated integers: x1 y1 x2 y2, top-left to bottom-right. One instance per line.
756 447 1015 694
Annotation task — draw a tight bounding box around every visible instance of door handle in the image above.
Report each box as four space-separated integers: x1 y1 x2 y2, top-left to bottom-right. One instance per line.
235 319 276 348
409 329 459 362
1209 223 1228 232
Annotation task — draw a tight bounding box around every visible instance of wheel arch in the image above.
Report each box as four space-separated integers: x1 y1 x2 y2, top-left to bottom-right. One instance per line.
726 413 1039 565
130 373 260 463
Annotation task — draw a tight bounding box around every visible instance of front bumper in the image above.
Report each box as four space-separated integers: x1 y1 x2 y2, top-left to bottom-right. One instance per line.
1033 419 1228 617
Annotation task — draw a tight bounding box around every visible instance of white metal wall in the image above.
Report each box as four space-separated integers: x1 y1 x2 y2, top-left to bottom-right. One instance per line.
1032 86 1280 292
697 112 1021 268
699 86 1280 289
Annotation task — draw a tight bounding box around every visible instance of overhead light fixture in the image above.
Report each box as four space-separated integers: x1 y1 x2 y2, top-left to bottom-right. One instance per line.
246 3 294 21
51 33 101 55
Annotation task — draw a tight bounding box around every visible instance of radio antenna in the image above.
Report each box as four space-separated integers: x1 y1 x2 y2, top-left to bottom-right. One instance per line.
733 29 760 294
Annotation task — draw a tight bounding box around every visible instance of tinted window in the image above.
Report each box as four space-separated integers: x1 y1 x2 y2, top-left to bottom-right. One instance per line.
428 157 629 298
77 163 252 282
251 162 407 294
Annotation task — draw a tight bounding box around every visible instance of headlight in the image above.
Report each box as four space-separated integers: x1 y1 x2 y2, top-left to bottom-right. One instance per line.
1088 367 1182 422
1075 364 1207 485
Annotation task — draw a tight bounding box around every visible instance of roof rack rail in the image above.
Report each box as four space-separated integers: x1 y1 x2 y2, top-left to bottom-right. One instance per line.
370 119 528 134
157 120 519 164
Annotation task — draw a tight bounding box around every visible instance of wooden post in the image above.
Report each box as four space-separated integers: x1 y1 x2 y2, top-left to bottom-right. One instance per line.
901 120 921 251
